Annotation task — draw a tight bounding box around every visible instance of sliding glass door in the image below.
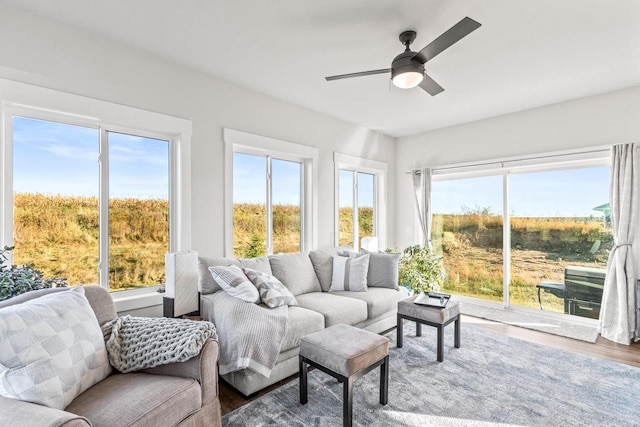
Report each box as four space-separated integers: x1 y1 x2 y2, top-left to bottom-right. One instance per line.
430 159 611 319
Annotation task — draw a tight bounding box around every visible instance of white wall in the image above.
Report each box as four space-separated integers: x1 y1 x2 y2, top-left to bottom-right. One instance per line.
395 85 640 248
0 4 396 257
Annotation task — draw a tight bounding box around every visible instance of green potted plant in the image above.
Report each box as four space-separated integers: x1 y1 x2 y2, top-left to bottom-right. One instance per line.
0 246 68 301
398 244 446 295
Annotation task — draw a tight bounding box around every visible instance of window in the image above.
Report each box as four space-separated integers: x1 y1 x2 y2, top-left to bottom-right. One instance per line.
9 116 171 292
334 153 387 251
430 150 611 319
224 129 317 257
13 117 100 285
431 175 504 303
508 166 611 312
1 79 190 296
231 153 302 257
106 131 169 290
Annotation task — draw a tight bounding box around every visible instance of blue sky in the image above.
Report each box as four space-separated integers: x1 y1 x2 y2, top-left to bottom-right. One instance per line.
13 116 169 199
14 116 608 216
233 152 375 207
432 167 610 217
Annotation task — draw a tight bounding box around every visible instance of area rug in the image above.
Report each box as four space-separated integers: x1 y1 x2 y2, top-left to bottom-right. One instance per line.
459 302 600 343
222 323 640 426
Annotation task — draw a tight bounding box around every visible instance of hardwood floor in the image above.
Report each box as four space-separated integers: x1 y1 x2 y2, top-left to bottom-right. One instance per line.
219 314 640 415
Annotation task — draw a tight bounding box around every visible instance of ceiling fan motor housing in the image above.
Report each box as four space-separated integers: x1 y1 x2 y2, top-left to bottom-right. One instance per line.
391 51 424 80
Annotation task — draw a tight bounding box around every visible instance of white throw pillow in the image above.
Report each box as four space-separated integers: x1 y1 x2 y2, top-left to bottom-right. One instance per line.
209 264 260 303
244 268 298 308
330 253 370 292
0 287 112 410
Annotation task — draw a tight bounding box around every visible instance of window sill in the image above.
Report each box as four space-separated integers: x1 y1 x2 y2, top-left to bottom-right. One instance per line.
110 286 164 313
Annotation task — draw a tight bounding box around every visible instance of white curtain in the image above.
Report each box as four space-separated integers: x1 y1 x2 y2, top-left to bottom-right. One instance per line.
599 143 637 344
412 168 433 250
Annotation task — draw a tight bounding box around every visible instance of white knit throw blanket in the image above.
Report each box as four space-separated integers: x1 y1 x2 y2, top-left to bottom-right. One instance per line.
101 315 217 373
209 292 288 377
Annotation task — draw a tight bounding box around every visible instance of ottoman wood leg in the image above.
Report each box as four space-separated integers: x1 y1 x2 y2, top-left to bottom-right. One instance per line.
454 316 461 349
299 356 308 405
437 325 444 362
416 322 422 337
380 355 389 405
343 377 353 427
396 314 404 348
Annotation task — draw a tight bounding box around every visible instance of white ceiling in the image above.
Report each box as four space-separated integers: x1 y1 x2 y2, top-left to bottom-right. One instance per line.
3 0 640 138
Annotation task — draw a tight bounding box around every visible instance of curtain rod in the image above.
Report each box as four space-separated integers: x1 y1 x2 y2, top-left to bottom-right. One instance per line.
404 147 612 175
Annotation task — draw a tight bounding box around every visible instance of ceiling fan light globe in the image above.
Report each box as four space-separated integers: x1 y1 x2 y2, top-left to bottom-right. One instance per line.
392 71 424 89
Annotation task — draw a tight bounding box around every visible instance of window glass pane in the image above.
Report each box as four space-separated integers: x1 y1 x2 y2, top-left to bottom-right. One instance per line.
271 159 301 253
509 167 611 317
12 116 100 285
338 169 354 246
357 172 375 242
233 152 267 257
431 175 504 302
108 132 169 291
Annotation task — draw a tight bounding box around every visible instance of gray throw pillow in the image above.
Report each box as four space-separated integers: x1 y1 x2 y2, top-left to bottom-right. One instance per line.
309 246 355 292
209 264 260 303
330 253 370 292
198 256 240 294
238 256 273 275
269 252 321 296
0 286 111 410
244 268 298 308
361 249 400 290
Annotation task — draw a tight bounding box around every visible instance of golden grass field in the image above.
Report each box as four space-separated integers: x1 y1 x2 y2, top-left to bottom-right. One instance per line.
13 193 168 291
12 194 612 308
433 212 612 312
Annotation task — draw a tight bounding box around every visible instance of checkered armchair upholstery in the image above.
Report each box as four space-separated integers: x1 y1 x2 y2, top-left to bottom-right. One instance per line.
0 286 222 427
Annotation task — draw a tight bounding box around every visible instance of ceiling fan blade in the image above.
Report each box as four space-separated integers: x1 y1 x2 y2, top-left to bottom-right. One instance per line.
413 17 481 64
419 73 444 96
325 68 391 81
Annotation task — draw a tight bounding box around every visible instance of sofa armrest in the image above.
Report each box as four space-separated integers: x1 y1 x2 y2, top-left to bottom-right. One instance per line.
141 338 220 403
0 395 90 427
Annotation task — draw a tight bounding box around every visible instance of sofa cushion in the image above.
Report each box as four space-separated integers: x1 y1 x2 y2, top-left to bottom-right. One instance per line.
330 253 369 292
361 249 400 290
238 256 273 275
308 247 339 292
0 287 111 410
244 268 298 308
209 265 260 303
280 306 325 352
295 292 368 327
333 287 405 320
269 253 321 296
198 256 240 294
65 373 201 427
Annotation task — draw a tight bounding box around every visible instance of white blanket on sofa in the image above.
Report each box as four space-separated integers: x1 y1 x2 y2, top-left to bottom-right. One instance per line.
207 291 288 377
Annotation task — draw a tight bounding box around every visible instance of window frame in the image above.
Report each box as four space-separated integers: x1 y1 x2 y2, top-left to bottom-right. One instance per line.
223 128 318 257
0 78 192 297
334 152 387 251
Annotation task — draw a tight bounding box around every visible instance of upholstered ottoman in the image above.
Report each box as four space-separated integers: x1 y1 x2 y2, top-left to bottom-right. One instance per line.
299 324 389 427
397 297 461 362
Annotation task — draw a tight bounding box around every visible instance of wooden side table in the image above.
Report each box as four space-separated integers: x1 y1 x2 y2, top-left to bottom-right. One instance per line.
397 296 460 362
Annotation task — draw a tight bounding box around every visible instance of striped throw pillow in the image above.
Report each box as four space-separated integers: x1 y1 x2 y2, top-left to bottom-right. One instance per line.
329 253 370 292
209 264 260 303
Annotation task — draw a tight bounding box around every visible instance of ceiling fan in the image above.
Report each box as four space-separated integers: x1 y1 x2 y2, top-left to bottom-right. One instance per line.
325 17 481 96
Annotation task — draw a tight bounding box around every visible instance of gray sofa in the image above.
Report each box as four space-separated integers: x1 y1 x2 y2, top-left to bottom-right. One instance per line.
198 248 406 396
0 286 222 427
